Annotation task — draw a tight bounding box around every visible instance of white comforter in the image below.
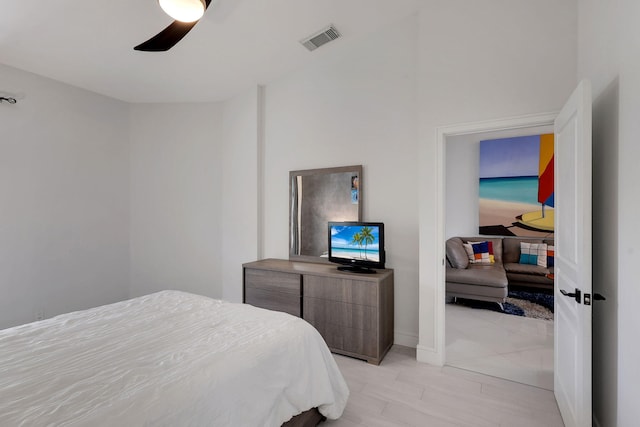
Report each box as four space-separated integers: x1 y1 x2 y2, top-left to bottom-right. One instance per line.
0 291 349 426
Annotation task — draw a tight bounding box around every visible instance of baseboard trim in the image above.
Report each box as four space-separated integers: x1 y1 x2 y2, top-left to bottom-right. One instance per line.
394 330 419 348
416 343 444 366
395 333 445 367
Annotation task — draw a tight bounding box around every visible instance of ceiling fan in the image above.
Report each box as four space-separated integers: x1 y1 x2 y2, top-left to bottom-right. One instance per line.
134 0 212 52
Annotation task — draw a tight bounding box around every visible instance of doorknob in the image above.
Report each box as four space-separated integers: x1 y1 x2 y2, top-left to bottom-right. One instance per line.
560 288 582 304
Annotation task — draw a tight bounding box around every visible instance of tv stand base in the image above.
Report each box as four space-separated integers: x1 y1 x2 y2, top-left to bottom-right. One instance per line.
337 265 377 274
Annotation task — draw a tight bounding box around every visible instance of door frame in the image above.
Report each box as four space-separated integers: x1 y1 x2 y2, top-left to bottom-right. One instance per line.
433 112 558 364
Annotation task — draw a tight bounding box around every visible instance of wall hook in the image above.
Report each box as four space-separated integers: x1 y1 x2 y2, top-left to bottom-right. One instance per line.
0 96 17 104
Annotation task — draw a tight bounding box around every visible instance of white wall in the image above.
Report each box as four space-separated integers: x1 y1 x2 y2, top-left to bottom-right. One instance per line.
417 0 577 363
0 64 130 328
262 15 420 346
578 0 640 425
129 103 225 299
617 6 640 423
221 87 261 302
445 137 479 238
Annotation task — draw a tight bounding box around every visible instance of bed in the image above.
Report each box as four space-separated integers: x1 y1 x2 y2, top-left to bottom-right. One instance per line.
0 290 349 426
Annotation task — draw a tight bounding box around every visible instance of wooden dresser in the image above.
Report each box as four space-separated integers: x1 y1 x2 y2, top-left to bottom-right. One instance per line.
243 259 394 365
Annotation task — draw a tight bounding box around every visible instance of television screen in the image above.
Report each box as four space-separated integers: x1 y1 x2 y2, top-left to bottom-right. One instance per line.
328 222 385 272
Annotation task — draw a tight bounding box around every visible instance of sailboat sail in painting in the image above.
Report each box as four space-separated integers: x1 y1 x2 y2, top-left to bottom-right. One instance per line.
537 134 555 208
479 134 555 237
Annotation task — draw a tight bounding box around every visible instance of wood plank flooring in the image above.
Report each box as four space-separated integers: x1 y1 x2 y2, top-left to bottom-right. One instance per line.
324 346 564 427
446 303 554 390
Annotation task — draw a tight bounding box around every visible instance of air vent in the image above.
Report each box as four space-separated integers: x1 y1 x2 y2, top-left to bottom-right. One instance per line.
300 25 341 51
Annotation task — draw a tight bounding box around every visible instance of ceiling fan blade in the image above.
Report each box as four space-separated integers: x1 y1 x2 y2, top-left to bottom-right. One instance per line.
134 20 199 52
134 0 212 52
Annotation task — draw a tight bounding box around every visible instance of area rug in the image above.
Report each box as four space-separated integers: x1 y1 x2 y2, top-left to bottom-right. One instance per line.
454 290 554 321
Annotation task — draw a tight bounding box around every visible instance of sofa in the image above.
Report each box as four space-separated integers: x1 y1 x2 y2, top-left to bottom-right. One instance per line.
445 236 554 307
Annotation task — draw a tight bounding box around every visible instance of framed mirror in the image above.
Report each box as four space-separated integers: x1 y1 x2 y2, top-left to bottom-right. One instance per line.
289 165 362 262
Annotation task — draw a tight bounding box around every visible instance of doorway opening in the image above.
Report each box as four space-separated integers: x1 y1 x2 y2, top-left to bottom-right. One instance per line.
438 113 556 389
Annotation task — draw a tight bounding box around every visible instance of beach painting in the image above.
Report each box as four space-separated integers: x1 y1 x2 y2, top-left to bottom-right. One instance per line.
479 134 554 237
330 225 381 262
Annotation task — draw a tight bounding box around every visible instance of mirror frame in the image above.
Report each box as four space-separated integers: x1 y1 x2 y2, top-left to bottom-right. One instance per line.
289 165 363 263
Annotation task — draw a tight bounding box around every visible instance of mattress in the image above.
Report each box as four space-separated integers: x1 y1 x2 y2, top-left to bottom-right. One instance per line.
0 290 349 426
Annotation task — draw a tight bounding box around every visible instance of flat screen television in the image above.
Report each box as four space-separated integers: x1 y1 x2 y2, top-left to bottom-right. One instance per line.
328 221 385 273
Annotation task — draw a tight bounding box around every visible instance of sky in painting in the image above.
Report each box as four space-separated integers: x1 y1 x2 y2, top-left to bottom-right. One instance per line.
330 225 380 249
479 135 540 178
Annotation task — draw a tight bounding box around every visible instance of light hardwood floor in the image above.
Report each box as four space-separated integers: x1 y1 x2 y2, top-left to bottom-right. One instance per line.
324 346 564 427
446 303 554 390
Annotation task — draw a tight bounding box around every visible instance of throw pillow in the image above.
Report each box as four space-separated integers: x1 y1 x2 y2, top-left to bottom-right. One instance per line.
486 241 495 263
536 243 548 267
547 245 555 267
462 243 475 263
470 241 494 264
469 240 495 263
463 240 497 264
519 242 548 267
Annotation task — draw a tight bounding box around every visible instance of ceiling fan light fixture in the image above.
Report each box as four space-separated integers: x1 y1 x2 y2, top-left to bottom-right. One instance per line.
158 0 206 23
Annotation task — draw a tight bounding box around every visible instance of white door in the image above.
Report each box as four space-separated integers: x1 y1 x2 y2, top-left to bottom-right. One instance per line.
554 79 592 427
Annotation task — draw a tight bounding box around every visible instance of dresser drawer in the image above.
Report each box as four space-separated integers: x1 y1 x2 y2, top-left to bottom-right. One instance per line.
310 321 377 358
245 288 301 317
304 275 378 306
303 298 376 331
244 269 301 295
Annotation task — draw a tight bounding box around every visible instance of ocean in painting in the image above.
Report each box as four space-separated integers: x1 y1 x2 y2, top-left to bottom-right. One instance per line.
330 248 380 262
479 176 539 205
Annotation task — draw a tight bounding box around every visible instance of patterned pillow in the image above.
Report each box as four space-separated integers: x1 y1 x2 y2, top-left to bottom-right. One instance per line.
486 241 495 262
519 242 548 267
469 241 495 264
547 245 555 267
462 243 475 263
463 241 496 263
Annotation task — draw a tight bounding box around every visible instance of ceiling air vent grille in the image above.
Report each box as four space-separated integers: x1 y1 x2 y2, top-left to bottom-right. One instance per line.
300 25 341 51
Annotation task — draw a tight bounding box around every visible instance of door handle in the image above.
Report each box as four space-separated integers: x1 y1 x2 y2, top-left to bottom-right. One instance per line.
560 288 582 304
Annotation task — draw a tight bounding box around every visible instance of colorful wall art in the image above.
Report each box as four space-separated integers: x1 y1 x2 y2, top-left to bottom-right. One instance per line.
479 134 555 237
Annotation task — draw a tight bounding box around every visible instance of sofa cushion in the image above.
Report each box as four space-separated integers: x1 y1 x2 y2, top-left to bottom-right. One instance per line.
446 282 508 300
504 262 550 276
446 237 469 269
502 238 542 264
446 264 508 287
507 272 554 286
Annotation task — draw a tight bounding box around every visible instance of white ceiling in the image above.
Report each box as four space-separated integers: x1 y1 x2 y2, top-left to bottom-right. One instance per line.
0 0 425 103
